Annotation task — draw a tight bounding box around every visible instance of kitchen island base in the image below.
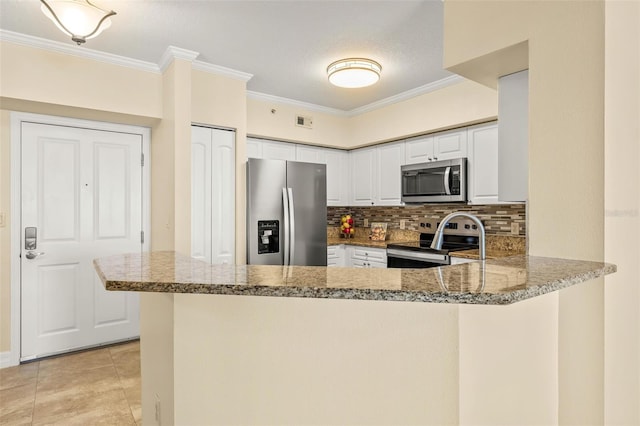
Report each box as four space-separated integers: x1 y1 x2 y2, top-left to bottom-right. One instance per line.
140 286 582 425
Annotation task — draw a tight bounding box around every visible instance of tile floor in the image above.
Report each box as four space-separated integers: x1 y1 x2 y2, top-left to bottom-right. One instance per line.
0 340 141 425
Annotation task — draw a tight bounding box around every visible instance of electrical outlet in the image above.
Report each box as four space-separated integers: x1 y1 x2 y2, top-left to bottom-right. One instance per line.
0 212 5 228
511 222 520 235
364 218 369 227
399 219 406 230
155 394 161 425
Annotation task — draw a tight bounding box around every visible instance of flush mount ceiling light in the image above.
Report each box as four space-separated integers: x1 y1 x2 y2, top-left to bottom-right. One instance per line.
40 0 116 45
327 58 382 88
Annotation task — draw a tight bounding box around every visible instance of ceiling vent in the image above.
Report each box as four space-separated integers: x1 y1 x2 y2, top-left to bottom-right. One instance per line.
295 115 313 129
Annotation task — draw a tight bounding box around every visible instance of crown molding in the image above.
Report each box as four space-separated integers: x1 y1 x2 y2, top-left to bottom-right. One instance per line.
248 74 467 117
0 29 161 73
347 75 466 116
246 91 346 116
158 46 199 72
193 60 253 82
2 29 466 118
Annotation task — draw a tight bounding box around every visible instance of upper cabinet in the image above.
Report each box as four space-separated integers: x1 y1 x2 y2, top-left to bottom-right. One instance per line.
351 142 404 206
296 144 350 206
247 137 296 161
404 128 467 165
467 122 500 205
350 147 376 206
498 70 529 202
375 142 404 205
405 135 434 164
247 139 349 206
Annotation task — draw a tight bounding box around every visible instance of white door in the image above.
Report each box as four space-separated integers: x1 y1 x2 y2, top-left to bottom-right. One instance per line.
191 126 235 265
20 122 144 361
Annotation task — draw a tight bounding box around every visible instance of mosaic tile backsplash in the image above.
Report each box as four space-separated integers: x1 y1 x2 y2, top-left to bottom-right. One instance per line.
328 204 527 237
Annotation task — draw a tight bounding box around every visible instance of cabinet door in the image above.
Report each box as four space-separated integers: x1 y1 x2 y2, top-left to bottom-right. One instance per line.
325 149 350 206
246 137 263 159
261 140 296 161
467 122 500 205
296 145 325 164
434 129 468 160
404 136 434 164
350 147 376 205
375 142 404 205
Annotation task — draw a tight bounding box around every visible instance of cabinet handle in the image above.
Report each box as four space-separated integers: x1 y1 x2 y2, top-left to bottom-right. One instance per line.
433 156 438 161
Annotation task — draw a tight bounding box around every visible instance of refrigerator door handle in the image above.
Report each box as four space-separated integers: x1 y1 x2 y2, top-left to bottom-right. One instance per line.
282 187 290 265
287 187 295 265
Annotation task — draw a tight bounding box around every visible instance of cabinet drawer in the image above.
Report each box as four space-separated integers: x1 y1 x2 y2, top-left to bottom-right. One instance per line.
351 247 387 262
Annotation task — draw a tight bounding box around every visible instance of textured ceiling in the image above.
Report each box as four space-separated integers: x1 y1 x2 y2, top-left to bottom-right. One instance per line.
0 0 452 112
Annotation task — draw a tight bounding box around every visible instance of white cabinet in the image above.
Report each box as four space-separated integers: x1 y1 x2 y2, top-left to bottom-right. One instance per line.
248 139 349 206
297 145 349 206
192 126 235 265
349 246 387 268
405 135 435 164
327 245 347 267
467 122 500 205
404 129 467 165
375 142 404 205
350 147 376 205
324 149 350 206
434 128 467 160
498 70 528 202
246 137 263 159
247 137 296 161
351 143 404 206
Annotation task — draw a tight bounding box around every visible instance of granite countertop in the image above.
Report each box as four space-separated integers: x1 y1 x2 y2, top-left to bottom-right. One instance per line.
327 236 389 249
94 251 616 305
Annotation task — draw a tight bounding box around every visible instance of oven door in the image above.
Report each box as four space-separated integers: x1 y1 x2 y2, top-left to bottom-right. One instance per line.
386 248 450 269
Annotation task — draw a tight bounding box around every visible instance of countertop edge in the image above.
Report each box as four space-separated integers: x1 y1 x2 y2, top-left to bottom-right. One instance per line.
95 255 617 306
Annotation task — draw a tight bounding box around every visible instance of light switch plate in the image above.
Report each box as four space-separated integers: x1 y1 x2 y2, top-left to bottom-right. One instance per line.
400 219 406 230
511 222 519 235
364 218 369 227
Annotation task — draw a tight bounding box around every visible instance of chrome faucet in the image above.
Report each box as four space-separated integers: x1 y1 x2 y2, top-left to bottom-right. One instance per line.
430 212 486 261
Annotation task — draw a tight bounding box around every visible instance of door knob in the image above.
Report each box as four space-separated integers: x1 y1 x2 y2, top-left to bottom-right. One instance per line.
25 251 45 260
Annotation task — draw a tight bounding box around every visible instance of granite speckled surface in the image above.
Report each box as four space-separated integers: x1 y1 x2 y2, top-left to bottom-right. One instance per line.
94 251 616 305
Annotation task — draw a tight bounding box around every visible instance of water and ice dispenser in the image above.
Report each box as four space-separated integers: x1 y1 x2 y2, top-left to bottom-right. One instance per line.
257 220 279 254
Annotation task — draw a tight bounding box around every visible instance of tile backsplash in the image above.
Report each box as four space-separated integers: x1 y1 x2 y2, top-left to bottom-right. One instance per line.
328 204 527 237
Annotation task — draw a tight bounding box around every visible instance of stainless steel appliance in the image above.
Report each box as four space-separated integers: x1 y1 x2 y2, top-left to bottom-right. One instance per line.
246 158 327 266
386 218 480 268
401 158 467 203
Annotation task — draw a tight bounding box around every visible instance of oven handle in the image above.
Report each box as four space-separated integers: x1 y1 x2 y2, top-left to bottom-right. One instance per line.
386 248 449 264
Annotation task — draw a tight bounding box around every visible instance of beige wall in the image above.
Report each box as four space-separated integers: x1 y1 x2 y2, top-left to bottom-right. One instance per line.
0 110 10 352
604 0 640 424
348 79 497 147
444 0 606 423
247 97 350 148
247 79 498 150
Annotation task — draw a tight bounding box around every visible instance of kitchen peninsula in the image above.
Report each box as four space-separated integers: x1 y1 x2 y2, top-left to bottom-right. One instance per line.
95 252 615 424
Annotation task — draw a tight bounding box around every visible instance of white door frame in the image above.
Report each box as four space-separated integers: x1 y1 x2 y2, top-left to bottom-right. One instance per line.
7 111 151 367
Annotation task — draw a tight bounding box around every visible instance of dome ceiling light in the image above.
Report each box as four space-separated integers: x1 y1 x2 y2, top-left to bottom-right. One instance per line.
40 0 116 45
327 58 382 88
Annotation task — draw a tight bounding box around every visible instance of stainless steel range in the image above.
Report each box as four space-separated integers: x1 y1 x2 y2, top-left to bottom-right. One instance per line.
386 218 481 268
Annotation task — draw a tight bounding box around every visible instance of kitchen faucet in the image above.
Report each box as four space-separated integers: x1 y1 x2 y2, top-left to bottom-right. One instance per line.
430 212 486 260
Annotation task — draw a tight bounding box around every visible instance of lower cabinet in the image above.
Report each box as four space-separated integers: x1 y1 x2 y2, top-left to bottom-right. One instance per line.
327 245 347 267
328 245 387 268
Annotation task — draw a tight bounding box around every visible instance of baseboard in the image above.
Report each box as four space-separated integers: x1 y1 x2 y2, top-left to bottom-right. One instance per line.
0 350 19 369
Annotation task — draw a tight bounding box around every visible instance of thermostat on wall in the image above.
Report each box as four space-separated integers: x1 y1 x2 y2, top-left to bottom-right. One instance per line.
295 115 313 129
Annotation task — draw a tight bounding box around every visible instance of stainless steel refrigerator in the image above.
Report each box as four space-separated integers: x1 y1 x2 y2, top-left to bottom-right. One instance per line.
246 158 327 266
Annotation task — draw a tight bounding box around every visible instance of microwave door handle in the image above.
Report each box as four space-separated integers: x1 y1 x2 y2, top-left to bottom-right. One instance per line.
444 166 452 195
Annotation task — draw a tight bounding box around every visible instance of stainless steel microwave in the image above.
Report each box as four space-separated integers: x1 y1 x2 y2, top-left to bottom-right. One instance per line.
401 158 467 203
